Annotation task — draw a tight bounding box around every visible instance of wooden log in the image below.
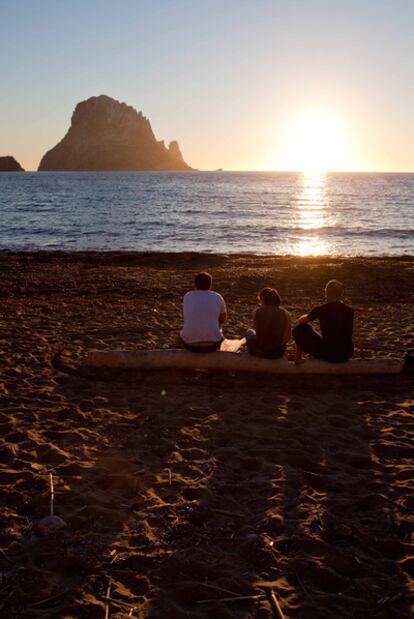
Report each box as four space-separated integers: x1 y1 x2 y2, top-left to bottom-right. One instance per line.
83 349 403 375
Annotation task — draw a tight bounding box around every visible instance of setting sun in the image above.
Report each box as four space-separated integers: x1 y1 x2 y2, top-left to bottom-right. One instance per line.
277 110 351 174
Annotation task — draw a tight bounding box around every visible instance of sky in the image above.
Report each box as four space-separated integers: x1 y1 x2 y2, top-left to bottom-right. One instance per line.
1 0 413 172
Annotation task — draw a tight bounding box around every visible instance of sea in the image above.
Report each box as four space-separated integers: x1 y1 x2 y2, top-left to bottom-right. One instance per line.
0 171 413 256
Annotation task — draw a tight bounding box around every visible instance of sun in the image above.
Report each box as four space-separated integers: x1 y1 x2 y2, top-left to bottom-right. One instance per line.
277 110 350 174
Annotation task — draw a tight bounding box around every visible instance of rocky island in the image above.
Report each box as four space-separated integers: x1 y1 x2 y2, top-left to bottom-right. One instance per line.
0 156 25 171
38 95 192 171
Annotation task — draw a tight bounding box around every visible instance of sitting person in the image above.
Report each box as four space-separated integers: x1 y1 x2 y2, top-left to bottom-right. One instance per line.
180 271 226 353
293 279 354 364
245 287 291 359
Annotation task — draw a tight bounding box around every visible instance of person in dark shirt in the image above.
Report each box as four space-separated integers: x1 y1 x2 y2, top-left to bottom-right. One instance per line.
293 279 354 364
245 287 291 358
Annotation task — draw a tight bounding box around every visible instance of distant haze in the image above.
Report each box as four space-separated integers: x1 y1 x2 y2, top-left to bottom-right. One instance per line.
1 0 413 172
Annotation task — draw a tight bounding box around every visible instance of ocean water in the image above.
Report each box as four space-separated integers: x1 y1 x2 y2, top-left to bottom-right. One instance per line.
0 171 413 256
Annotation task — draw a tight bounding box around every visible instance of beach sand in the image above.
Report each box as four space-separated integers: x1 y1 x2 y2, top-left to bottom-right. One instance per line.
0 252 413 618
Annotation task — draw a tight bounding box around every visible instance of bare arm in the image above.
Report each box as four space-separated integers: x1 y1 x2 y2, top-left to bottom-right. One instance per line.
283 313 292 344
253 308 258 330
219 297 227 325
298 313 309 324
219 310 227 325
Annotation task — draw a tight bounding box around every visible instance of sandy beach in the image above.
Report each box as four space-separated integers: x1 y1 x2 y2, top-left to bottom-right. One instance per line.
1 252 413 618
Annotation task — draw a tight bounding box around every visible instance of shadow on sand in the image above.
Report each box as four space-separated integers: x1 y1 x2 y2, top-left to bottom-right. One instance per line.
3 368 413 619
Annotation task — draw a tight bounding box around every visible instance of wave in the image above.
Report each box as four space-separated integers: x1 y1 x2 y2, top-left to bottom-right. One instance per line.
259 226 414 238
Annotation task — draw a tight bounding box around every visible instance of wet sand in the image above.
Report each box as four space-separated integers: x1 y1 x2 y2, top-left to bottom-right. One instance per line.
0 252 413 618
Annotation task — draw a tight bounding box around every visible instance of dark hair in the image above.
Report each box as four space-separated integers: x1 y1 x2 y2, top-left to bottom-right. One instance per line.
195 271 212 290
258 287 281 306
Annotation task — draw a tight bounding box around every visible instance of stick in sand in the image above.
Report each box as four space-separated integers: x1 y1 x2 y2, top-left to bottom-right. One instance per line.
268 588 286 619
200 582 243 597
49 472 54 516
104 596 136 610
105 577 112 619
198 594 265 604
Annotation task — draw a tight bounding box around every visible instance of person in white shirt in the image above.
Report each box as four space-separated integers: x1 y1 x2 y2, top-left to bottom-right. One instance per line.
180 272 227 352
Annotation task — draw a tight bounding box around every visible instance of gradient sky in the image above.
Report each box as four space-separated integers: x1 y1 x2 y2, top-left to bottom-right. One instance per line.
1 0 413 171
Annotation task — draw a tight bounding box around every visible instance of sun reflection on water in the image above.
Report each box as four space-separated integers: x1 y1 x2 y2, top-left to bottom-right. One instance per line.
293 171 331 255
296 237 330 256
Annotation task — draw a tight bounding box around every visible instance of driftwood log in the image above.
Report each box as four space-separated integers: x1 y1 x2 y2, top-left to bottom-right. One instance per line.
83 349 403 375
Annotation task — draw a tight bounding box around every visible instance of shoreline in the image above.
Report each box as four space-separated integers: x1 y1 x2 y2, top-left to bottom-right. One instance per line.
2 249 414 260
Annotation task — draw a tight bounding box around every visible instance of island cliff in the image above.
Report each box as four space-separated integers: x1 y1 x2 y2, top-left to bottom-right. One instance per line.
38 95 192 171
0 156 25 171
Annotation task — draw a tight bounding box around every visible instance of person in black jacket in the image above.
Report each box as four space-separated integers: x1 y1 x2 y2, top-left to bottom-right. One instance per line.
293 279 354 364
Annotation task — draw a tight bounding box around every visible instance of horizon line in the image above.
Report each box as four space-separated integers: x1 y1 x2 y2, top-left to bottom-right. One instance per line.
21 168 414 174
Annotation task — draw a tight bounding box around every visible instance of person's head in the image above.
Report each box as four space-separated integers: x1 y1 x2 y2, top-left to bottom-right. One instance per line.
325 279 344 302
258 287 281 306
195 271 212 290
